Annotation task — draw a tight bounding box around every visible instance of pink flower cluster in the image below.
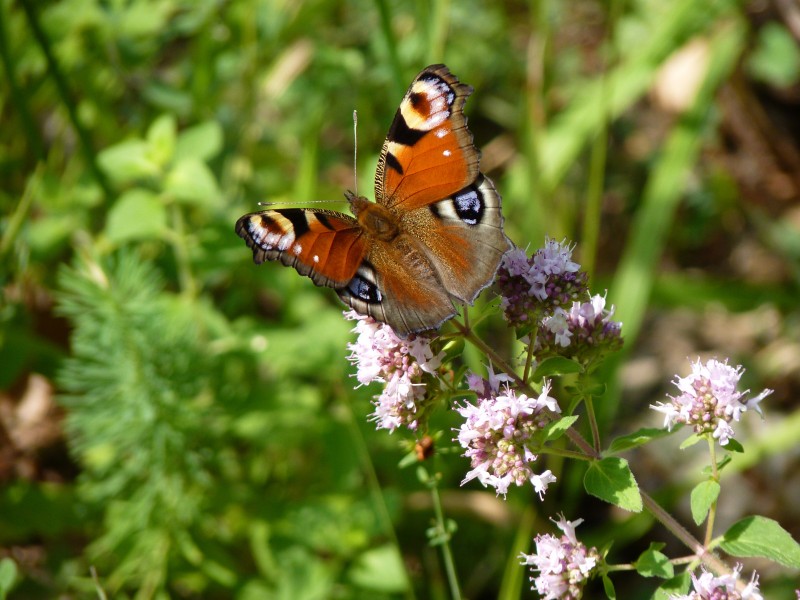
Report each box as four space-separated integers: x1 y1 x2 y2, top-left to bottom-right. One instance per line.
670 565 762 600
346 311 443 432
519 515 600 599
651 358 772 446
456 367 558 498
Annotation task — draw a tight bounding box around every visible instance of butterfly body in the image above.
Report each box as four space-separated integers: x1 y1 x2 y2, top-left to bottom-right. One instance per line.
236 65 511 336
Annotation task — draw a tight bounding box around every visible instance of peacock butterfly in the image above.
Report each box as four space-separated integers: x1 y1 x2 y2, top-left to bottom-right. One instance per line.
236 64 511 336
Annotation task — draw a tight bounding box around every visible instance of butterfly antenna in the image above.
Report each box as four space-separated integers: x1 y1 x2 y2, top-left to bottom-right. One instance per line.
352 109 358 197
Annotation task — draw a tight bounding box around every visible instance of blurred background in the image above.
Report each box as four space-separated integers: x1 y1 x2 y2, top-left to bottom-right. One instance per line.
1 0 799 597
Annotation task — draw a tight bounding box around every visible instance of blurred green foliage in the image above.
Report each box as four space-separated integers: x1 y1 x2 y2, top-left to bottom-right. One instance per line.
1 0 798 598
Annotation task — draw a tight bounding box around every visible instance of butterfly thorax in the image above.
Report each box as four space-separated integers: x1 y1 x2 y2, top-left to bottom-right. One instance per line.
346 191 399 241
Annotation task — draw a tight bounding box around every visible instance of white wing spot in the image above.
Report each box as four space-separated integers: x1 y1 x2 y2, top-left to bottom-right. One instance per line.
293 244 303 255
443 149 451 157
435 128 448 138
313 255 319 263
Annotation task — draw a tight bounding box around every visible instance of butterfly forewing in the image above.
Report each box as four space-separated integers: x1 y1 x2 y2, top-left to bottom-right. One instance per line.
236 209 366 287
376 65 479 210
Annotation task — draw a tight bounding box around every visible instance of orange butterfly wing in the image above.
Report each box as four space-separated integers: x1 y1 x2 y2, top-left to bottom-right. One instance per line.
236 209 366 287
376 64 478 210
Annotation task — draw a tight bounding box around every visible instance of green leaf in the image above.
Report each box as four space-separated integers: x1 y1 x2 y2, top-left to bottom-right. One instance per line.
105 189 167 243
702 454 731 475
165 158 221 207
723 438 744 453
146 114 177 167
690 480 720 525
635 543 674 578
719 516 800 568
653 572 691 599
748 22 800 88
679 433 702 449
533 356 584 379
542 415 579 442
601 573 616 599
579 381 607 397
0 558 18 599
441 337 465 364
347 545 409 593
98 139 159 184
175 120 224 162
584 457 642 512
607 427 672 454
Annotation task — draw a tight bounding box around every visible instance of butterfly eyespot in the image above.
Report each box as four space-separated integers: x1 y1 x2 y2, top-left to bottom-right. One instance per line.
347 273 382 304
453 188 482 226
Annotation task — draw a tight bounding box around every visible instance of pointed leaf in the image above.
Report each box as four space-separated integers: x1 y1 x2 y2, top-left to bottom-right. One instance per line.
146 114 177 167
584 457 642 512
608 427 672 454
679 433 703 449
653 572 691 599
542 415 579 442
690 480 720 525
175 120 223 162
105 189 167 243
165 158 221 207
533 356 584 379
636 544 674 578
720 516 800 568
98 139 159 184
602 574 616 599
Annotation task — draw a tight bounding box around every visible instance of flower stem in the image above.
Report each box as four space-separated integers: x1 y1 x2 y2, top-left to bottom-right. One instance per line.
522 330 537 382
584 394 601 454
426 472 463 600
705 436 719 548
640 489 733 577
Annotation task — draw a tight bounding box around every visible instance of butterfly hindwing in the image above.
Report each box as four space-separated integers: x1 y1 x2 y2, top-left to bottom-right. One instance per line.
236 209 366 288
400 174 511 304
376 64 479 210
337 235 458 334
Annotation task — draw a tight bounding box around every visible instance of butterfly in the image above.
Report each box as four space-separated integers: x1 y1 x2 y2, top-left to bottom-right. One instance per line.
236 64 511 336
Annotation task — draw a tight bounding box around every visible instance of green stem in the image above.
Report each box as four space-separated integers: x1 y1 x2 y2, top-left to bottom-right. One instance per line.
0 166 39 265
427 472 462 600
522 328 538 382
705 436 719 548
168 204 197 298
427 0 451 62
541 446 593 461
584 395 601 454
19 0 113 203
0 5 45 160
